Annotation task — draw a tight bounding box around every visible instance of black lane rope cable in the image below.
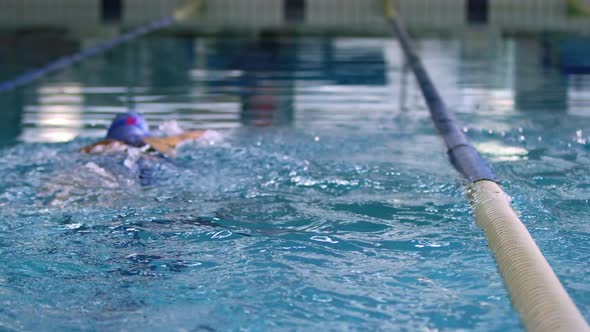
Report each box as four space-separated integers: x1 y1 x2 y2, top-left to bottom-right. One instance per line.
0 0 202 94
385 6 495 184
382 1 590 331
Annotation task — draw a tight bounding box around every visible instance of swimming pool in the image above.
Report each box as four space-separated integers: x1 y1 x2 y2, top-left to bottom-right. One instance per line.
0 34 588 331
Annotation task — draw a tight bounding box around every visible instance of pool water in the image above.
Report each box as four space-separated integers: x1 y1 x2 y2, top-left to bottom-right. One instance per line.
0 34 589 331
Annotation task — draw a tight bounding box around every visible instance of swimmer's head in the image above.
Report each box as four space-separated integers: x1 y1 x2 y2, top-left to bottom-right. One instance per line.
106 112 150 146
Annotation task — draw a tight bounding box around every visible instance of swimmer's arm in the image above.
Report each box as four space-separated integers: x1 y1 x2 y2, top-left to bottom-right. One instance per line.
173 130 208 142
80 139 126 153
143 130 206 156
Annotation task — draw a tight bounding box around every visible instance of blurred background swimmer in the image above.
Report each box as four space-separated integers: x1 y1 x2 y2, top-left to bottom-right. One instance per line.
82 112 207 156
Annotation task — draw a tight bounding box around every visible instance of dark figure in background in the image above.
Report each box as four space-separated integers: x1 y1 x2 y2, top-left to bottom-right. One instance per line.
233 30 296 127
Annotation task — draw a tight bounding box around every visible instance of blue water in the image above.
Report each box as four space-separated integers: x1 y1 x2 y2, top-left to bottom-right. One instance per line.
0 34 589 331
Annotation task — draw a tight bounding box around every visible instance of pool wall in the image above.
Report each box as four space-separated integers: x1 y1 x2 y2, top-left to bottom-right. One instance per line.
1 0 590 37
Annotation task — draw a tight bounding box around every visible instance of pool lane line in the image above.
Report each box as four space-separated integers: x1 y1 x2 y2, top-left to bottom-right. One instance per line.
0 0 203 94
383 1 590 331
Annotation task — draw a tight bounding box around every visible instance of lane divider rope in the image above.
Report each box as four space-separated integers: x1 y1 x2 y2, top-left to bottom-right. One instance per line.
0 17 174 94
0 0 204 94
383 1 589 331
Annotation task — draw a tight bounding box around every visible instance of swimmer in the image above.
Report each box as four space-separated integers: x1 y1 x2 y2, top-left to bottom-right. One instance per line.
38 112 207 205
81 112 206 156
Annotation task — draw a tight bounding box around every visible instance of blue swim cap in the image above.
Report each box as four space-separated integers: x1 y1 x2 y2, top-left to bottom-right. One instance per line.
106 112 150 146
